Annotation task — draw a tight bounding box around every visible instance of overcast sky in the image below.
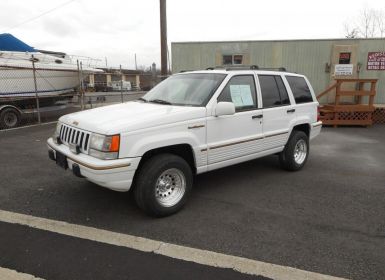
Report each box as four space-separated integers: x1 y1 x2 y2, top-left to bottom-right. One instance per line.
0 0 384 69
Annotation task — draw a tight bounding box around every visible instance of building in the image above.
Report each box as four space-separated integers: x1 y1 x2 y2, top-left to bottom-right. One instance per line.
85 68 157 92
86 68 142 91
172 38 385 104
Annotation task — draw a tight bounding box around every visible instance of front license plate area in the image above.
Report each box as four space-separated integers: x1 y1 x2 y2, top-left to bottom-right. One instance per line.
56 151 68 170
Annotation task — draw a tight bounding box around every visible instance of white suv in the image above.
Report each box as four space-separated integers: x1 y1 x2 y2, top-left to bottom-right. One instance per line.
47 67 322 217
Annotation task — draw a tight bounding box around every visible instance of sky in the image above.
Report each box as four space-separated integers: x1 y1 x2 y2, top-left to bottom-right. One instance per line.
0 0 384 69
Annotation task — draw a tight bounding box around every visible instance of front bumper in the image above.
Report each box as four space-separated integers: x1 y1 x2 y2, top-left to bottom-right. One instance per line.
47 138 141 192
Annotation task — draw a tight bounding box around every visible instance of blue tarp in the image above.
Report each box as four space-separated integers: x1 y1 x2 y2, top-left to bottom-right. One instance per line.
0 33 36 52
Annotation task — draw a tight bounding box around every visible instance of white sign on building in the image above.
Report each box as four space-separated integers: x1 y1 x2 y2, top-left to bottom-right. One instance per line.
334 64 354 76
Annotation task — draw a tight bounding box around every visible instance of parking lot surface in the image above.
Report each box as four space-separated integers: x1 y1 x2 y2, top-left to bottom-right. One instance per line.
0 124 385 279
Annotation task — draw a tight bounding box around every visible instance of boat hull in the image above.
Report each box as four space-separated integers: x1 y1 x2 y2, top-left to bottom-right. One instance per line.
0 66 80 98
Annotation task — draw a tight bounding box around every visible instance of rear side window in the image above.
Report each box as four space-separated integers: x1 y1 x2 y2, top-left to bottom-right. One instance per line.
286 76 314 104
275 76 290 105
259 75 291 108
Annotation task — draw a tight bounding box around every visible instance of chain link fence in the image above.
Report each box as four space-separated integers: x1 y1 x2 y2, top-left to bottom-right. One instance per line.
0 55 78 129
0 56 160 130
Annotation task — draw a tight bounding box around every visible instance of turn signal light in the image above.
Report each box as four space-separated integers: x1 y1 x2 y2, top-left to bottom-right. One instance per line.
110 135 120 152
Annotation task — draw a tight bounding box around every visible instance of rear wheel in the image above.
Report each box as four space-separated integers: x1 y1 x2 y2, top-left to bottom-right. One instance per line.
134 153 193 217
279 130 309 171
0 108 20 129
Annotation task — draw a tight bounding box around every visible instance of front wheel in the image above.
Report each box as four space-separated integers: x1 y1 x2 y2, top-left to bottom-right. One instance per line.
134 154 193 217
279 131 309 171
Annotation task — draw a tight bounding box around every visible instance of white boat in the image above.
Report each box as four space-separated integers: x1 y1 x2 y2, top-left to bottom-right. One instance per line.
0 33 102 98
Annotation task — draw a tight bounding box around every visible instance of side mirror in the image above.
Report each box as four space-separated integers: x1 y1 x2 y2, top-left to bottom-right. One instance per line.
215 102 235 117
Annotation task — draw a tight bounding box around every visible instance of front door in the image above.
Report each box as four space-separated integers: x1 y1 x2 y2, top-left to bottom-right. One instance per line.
206 75 263 167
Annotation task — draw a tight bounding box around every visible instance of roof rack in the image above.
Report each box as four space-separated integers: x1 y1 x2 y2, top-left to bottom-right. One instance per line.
206 65 259 71
225 65 260 71
258 67 287 72
205 65 287 72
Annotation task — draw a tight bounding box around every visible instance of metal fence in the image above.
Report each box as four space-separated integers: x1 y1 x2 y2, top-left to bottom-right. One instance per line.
0 56 153 130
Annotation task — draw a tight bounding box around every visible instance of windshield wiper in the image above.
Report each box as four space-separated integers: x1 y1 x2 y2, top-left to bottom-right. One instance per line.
137 97 148 102
148 99 172 105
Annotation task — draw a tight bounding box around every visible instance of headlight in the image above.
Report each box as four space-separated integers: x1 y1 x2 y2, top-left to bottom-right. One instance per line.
52 122 62 144
89 133 120 160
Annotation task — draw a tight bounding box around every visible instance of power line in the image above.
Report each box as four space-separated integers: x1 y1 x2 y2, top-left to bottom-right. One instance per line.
2 0 77 33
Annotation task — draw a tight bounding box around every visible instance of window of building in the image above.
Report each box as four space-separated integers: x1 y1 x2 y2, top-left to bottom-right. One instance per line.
218 75 257 111
259 75 291 108
285 76 314 104
222 54 243 65
339 52 351 64
223 55 233 65
233 55 243 65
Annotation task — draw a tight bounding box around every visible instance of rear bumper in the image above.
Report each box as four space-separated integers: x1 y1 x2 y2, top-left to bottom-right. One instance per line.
47 138 140 192
310 121 322 140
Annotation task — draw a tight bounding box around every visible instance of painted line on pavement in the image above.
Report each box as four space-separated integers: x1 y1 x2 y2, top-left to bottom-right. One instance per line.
0 267 44 280
0 210 349 280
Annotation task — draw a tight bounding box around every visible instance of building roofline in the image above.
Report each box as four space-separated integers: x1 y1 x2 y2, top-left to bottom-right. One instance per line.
172 37 385 45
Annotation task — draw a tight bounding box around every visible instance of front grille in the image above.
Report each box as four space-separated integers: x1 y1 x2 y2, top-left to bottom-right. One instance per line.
59 124 91 153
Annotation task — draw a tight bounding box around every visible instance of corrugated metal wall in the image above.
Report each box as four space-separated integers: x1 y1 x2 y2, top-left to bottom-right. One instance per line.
172 39 385 104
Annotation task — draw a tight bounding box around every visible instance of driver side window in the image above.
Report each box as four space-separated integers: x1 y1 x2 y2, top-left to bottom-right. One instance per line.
217 75 257 112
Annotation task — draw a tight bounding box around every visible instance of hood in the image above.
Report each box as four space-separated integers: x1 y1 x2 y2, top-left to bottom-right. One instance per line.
59 101 207 134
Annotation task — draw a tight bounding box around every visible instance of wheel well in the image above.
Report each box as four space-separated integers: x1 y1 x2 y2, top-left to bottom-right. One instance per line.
292 123 310 137
138 144 196 174
0 105 22 115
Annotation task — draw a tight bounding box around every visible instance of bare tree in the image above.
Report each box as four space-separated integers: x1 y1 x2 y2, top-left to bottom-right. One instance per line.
375 10 385 37
343 22 359 38
358 8 377 37
343 7 385 38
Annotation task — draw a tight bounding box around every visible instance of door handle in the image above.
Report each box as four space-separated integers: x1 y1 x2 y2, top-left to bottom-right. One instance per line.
252 114 263 119
287 109 295 113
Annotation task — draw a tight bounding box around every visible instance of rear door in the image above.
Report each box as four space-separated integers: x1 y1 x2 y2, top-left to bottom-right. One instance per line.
258 74 294 150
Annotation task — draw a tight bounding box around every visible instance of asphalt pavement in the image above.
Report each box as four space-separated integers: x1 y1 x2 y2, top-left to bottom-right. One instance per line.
0 123 385 279
0 221 266 280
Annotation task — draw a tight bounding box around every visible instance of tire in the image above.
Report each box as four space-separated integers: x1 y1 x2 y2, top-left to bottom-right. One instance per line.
134 153 193 217
279 130 309 171
0 108 21 129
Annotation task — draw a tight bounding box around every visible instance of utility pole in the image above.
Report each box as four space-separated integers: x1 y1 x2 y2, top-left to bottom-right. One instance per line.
159 0 167 76
135 53 138 70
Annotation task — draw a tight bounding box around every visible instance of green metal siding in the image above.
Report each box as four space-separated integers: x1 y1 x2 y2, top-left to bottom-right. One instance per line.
172 39 385 104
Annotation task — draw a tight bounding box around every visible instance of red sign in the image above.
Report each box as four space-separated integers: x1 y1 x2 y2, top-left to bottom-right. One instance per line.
367 52 385 70
339 52 351 64
340 53 350 59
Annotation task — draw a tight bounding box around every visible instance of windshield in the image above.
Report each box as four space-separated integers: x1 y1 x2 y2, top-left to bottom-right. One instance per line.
141 73 226 106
